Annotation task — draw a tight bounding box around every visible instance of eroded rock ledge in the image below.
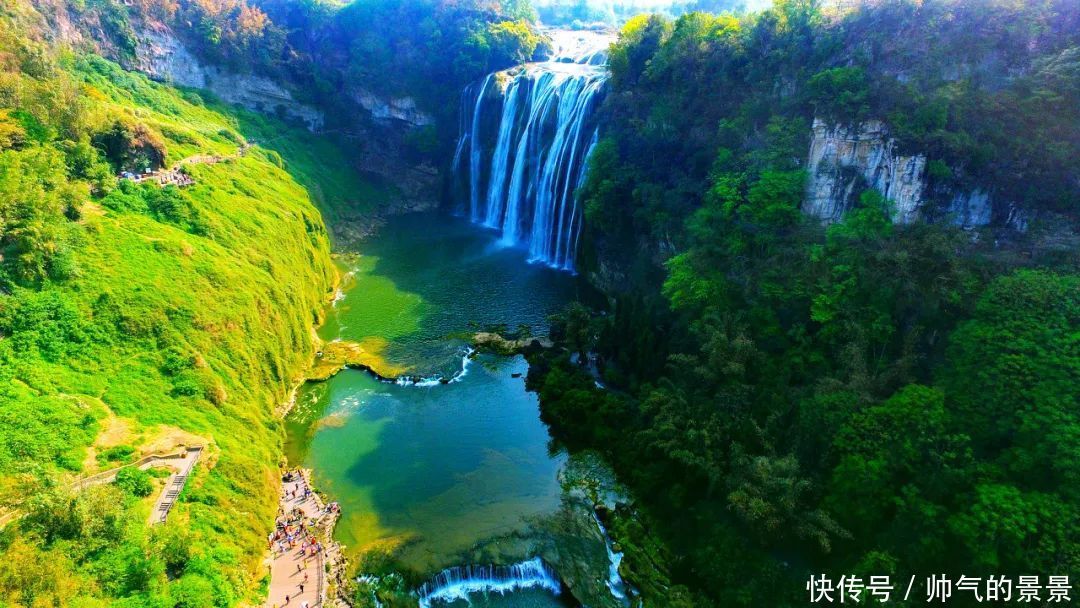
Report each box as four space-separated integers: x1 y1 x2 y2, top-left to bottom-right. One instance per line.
134 26 324 131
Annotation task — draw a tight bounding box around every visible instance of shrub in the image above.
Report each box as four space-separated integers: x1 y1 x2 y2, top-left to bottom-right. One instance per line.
115 466 153 497
99 445 136 464
806 67 871 123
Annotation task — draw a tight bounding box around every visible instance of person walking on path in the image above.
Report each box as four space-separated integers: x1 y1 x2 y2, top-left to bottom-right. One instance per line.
265 471 325 607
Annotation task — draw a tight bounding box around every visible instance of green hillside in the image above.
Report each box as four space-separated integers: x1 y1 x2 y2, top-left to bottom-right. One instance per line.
0 4 366 603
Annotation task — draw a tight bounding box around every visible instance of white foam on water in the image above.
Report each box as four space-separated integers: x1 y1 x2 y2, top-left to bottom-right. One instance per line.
391 349 475 388
416 557 561 608
593 511 631 604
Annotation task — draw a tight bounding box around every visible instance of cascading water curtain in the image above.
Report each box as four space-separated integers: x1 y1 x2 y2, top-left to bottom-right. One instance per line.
453 62 607 271
416 557 562 608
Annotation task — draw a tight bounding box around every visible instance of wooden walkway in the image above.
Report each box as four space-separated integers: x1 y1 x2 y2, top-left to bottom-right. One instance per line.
0 445 204 530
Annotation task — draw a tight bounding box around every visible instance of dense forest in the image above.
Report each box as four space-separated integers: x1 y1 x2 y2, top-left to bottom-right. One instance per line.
528 0 1080 605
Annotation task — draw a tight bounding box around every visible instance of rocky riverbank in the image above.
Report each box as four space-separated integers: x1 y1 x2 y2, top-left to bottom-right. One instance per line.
307 339 408 383
472 332 553 355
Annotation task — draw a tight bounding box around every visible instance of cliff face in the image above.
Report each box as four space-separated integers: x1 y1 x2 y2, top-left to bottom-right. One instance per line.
127 25 441 235
134 27 325 131
803 118 1027 231
350 88 434 128
804 118 927 224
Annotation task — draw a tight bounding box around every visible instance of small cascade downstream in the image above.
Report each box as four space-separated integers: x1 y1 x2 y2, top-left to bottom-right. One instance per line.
592 512 632 604
417 557 563 607
453 29 613 271
392 347 475 387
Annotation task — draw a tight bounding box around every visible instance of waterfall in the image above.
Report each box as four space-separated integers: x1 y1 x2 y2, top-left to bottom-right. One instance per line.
593 511 632 605
355 575 385 608
454 29 611 271
452 74 494 223
392 347 475 388
416 557 562 607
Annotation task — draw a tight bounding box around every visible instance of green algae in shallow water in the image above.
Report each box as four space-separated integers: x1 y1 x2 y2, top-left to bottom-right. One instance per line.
317 213 587 377
320 254 427 345
288 355 567 574
287 212 615 604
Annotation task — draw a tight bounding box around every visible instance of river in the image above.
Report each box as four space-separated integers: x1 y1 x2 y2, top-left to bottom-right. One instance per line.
285 27 625 607
285 213 608 607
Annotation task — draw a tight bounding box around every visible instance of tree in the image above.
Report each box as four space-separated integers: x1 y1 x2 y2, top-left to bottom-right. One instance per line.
948 483 1080 573
806 67 871 122
0 146 85 284
827 384 971 568
91 120 166 173
170 573 217 608
115 467 154 497
485 20 542 67
942 271 1080 495
810 191 978 392
608 15 672 88
728 447 848 552
0 538 81 607
550 302 595 361
499 0 537 22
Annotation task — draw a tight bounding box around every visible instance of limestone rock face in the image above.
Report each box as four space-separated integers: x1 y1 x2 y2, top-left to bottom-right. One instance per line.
803 118 1026 232
805 118 927 223
946 190 993 228
134 27 324 131
132 28 206 88
350 88 434 127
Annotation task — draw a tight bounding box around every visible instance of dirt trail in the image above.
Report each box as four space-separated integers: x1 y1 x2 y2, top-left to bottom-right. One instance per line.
123 143 251 187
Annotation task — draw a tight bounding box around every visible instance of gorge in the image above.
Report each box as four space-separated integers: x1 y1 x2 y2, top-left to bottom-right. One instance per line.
278 30 651 608
1 0 1077 607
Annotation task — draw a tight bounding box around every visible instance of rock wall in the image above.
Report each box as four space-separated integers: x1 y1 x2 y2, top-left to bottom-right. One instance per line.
804 118 926 223
134 27 324 132
350 88 434 128
130 26 444 243
945 190 993 228
803 118 1026 232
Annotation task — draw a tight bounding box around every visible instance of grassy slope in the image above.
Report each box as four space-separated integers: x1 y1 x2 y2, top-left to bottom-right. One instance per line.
231 111 397 244
0 47 378 604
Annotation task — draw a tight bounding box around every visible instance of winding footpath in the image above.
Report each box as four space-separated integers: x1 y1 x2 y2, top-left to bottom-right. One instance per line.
123 143 251 187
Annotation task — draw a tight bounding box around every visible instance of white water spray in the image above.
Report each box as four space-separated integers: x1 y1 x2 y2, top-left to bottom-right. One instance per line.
391 348 475 388
453 30 612 270
416 557 562 608
593 511 632 604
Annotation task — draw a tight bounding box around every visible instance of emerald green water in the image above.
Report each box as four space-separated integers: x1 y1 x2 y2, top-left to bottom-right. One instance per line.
287 355 567 571
433 589 576 608
286 212 591 606
316 212 583 378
